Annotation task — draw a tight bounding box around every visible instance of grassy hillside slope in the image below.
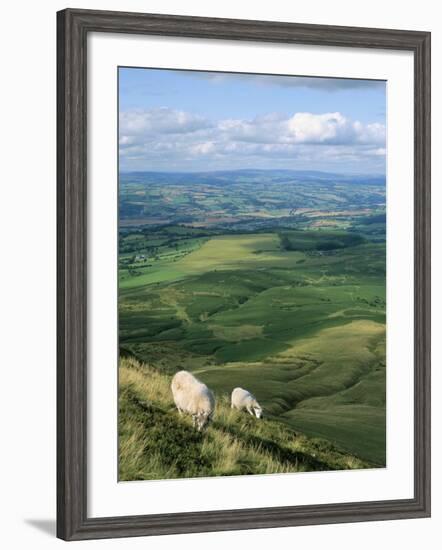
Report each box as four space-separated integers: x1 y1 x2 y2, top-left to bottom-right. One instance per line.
119 356 374 481
119 229 386 466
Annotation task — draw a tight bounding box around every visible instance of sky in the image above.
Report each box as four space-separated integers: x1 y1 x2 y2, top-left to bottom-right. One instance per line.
119 67 386 174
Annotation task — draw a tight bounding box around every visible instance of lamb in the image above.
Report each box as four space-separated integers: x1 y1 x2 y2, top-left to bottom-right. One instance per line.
231 387 263 419
171 370 215 431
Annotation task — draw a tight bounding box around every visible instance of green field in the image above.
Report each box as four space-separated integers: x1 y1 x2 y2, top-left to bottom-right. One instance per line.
118 170 386 478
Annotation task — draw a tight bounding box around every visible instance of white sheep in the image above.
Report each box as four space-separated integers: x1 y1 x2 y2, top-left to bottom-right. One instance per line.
231 387 263 419
171 370 215 431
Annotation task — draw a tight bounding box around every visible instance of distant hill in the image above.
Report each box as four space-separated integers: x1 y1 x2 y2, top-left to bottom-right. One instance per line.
119 169 385 187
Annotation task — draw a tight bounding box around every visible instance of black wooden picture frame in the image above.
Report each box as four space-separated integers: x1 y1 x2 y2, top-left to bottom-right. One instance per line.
57 8 431 541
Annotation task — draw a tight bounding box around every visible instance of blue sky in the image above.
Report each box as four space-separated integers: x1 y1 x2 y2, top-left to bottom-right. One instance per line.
119 67 386 174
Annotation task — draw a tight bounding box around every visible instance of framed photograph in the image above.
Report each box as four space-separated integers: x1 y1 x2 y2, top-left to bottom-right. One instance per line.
57 8 431 541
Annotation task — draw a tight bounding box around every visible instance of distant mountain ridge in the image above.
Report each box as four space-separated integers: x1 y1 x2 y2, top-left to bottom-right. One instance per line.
119 169 385 187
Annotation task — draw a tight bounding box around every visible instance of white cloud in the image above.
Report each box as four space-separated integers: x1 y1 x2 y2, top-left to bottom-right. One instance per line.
119 107 211 137
191 142 216 155
287 112 352 144
119 107 386 172
210 112 384 146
